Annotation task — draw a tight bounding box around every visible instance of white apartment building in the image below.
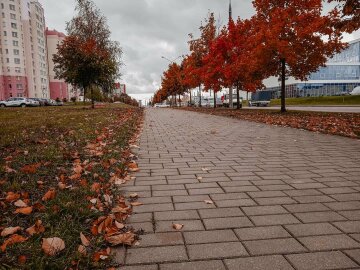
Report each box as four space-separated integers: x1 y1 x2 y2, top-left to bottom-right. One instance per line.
0 0 49 100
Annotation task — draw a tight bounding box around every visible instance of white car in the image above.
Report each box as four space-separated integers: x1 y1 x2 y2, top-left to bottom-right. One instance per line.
350 87 360 96
0 97 39 108
154 103 170 108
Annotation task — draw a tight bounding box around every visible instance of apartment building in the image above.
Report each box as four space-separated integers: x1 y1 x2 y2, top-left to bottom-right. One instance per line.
0 0 50 100
46 28 70 100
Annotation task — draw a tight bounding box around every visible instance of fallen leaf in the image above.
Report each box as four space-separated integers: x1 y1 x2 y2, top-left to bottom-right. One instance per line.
105 232 135 246
197 177 203 181
114 221 125 229
172 223 184 230
5 192 20 203
78 244 87 256
42 237 65 256
130 202 143 206
26 220 45 236
14 199 28 208
80 232 90 247
18 255 27 264
42 189 56 201
4 166 17 173
204 200 214 204
1 226 22 237
14 206 33 215
58 182 66 190
129 193 138 199
20 163 41 174
1 234 27 251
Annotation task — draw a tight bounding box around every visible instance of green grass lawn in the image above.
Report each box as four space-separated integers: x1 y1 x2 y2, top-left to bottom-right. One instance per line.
270 95 360 106
0 104 143 269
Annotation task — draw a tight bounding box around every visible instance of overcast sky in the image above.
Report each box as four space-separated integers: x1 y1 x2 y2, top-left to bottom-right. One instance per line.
40 0 360 102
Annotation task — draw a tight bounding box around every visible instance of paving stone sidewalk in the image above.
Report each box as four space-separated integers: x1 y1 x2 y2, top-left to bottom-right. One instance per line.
119 108 360 270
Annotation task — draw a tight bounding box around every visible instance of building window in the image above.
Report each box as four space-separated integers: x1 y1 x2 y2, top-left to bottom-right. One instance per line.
3 31 6 36
11 23 16 29
16 84 23 90
9 4 15 11
12 32 18 38
1 3 4 9
10 13 16 19
13 40 18 46
14 58 20 64
15 67 21 73
13 49 19 55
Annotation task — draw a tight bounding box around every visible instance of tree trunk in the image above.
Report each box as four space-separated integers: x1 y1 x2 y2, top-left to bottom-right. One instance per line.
214 92 217 108
229 86 233 108
246 91 249 107
189 90 192 107
281 58 286 113
179 94 181 107
236 86 240 110
91 86 95 109
199 85 202 107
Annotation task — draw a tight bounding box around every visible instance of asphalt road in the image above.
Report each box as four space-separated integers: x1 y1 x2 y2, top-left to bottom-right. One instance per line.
247 106 360 113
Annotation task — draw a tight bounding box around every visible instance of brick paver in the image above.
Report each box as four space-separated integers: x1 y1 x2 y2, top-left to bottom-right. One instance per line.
121 108 360 269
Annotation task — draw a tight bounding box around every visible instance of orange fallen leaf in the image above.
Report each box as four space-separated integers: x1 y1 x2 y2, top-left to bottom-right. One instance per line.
80 232 90 247
42 189 56 202
18 255 27 264
78 244 87 256
14 206 33 215
42 237 65 256
105 231 135 246
20 163 41 174
129 193 138 199
6 192 20 203
172 223 184 230
26 220 45 236
1 226 22 237
0 234 28 252
130 202 143 206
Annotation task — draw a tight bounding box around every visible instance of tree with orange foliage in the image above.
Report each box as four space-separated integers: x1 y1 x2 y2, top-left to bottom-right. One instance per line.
253 0 345 112
161 63 186 106
329 0 360 33
54 0 122 109
186 13 217 107
222 18 264 109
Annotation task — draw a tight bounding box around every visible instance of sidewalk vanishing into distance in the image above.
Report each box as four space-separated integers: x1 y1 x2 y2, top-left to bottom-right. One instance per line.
119 108 360 270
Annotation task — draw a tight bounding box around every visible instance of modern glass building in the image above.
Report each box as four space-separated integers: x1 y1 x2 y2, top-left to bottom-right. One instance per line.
264 38 360 98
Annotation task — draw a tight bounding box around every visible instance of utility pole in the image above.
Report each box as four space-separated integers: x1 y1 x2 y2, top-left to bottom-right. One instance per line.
228 0 234 109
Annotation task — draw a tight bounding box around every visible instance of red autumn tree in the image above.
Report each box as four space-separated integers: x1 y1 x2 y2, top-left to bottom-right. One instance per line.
223 18 265 109
186 13 217 107
161 63 185 106
329 0 360 33
253 0 345 112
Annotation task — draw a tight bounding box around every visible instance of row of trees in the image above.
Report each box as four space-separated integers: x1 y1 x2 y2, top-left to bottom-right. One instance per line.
53 0 123 109
153 0 359 112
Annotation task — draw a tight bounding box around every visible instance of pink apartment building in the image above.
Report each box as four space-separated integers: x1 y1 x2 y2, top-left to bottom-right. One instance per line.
0 0 70 101
0 0 50 100
46 28 70 100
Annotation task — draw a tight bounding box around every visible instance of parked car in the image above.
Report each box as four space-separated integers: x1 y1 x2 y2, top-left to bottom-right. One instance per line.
0 97 39 108
350 87 360 96
154 103 170 108
28 98 46 106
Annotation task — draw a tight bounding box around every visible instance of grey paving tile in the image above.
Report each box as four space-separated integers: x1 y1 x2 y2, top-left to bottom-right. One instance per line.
285 223 342 237
126 246 187 264
225 255 294 270
298 234 360 251
160 261 226 270
203 217 253 230
244 238 306 255
184 230 238 244
235 226 291 241
286 251 358 270
187 242 248 260
198 207 244 218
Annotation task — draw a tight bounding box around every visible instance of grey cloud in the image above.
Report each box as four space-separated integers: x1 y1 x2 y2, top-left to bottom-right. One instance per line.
41 0 360 100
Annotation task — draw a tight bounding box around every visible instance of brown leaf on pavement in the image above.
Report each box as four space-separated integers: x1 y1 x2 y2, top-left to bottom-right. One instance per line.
172 223 184 230
105 231 135 246
204 200 214 204
5 192 20 203
130 202 143 206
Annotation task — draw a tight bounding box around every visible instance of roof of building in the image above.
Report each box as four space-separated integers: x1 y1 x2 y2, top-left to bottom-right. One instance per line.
46 28 66 38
